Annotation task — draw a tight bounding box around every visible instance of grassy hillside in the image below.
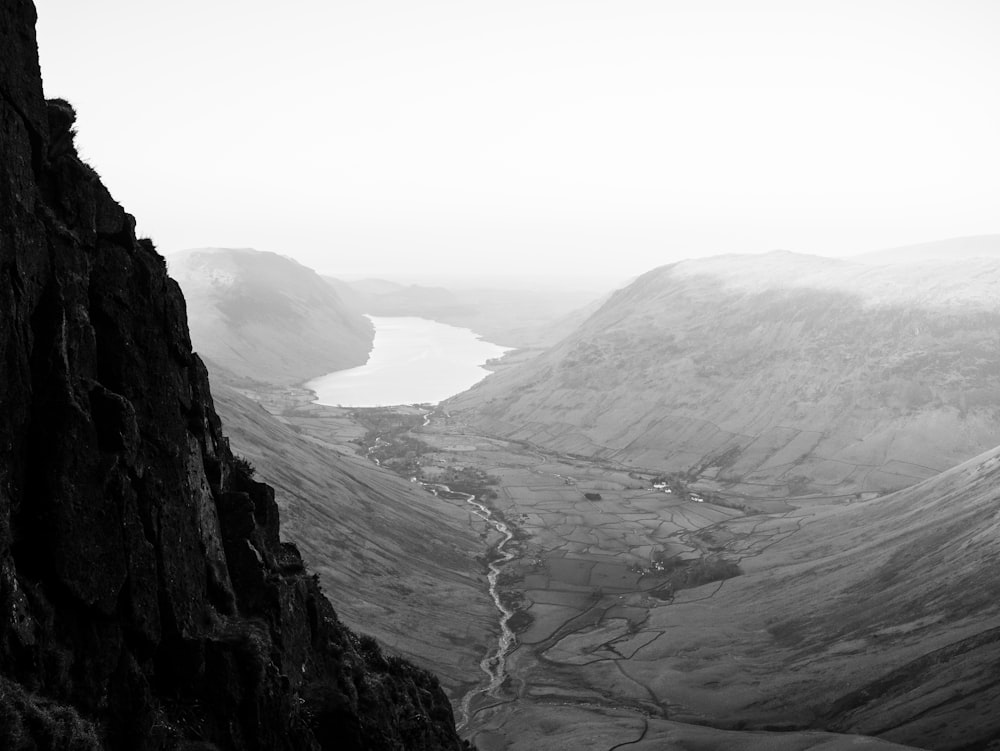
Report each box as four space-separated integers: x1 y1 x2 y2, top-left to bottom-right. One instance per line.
169 248 374 384
448 251 1000 496
604 440 1000 748
210 385 495 700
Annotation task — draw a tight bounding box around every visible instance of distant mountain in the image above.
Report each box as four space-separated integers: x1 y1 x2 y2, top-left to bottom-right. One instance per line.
327 277 605 348
447 251 1000 496
169 248 373 384
332 278 478 322
856 234 1000 265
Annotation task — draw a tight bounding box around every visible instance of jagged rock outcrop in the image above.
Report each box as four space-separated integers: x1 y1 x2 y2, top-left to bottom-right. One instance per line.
0 2 467 748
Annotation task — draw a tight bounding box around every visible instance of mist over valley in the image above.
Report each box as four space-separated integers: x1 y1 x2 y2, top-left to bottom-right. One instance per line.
166 240 1000 750
8 1 1000 749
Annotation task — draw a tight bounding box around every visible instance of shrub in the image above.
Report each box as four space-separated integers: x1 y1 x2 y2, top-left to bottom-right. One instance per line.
233 454 256 478
0 676 102 751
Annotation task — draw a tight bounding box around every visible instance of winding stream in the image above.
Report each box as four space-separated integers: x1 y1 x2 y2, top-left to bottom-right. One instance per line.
366 437 386 466
429 486 516 731
366 427 517 733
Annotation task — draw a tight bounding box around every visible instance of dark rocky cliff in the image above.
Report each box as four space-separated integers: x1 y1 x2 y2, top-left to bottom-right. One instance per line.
0 2 468 748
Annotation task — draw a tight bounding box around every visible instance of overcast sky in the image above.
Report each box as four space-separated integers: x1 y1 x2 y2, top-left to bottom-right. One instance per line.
34 1 1000 285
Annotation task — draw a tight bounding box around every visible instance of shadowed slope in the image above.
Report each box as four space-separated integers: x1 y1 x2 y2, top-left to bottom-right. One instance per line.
0 3 467 747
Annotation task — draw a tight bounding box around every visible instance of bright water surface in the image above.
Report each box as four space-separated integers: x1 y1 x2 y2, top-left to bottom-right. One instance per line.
306 316 510 406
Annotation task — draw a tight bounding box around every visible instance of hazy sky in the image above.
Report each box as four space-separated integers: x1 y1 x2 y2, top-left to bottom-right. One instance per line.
34 1 1000 284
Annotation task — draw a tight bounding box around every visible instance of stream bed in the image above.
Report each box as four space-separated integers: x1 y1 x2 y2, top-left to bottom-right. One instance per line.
425 484 517 731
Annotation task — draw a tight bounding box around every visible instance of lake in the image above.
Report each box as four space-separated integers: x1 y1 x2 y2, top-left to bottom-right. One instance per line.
306 316 510 407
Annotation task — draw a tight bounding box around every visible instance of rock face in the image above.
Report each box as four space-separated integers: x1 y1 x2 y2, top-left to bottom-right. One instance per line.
0 2 466 749
449 251 1000 496
169 247 374 386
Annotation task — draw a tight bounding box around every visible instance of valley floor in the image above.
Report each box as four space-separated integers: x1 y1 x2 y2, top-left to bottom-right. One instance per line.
255 391 998 751
402 413 861 748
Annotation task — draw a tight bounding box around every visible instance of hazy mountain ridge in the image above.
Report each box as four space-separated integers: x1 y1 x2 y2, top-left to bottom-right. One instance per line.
668 250 1000 307
448 251 1000 495
326 276 604 348
0 4 466 747
11 0 997 744
170 247 374 384
854 233 1000 265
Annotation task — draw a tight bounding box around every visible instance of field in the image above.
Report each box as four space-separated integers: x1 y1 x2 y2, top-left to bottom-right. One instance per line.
253 396 999 750
386 411 860 746
389 407 999 751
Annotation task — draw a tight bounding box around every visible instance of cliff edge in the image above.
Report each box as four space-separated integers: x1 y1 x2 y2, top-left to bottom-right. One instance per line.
0 2 467 748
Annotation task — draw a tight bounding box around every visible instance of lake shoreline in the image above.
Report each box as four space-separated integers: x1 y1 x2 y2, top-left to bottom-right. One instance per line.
306 315 511 408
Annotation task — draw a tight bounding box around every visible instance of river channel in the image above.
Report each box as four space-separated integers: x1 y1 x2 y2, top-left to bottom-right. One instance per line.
426 484 516 731
366 429 517 732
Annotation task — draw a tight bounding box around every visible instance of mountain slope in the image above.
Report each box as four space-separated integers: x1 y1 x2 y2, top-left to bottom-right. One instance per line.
448 251 1000 496
0 4 465 748
170 247 373 384
484 435 1000 749
615 440 1000 749
327 276 604 347
856 234 1000 265
210 385 495 699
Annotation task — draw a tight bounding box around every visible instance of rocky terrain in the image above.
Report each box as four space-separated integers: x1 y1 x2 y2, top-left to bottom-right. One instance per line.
0 2 467 747
169 247 374 385
448 251 1000 496
11 0 998 748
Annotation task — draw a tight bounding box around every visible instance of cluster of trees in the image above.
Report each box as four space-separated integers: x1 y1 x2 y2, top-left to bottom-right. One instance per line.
439 465 500 499
631 551 741 595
